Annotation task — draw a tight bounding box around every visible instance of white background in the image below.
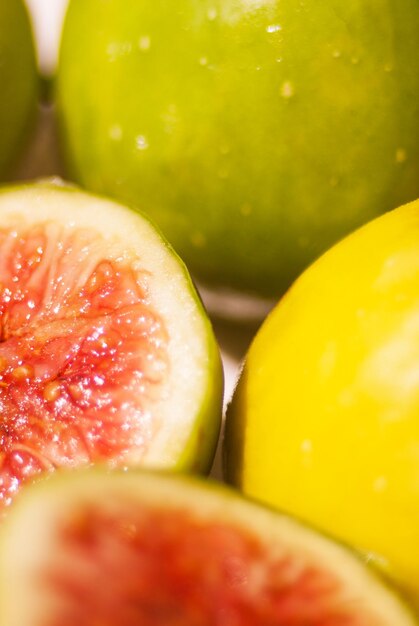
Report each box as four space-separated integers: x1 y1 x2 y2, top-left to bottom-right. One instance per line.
25 0 68 74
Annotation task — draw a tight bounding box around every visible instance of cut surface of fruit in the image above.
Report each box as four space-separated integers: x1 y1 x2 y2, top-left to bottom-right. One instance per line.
0 181 223 509
0 469 416 626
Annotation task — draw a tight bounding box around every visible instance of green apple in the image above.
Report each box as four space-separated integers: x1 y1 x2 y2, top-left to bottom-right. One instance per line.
0 0 38 178
57 0 419 299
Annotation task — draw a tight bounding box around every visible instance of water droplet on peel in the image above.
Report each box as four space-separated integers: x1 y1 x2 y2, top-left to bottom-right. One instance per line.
280 81 295 98
199 56 208 66
266 24 282 33
107 41 133 62
107 43 117 60
395 148 407 163
161 104 179 135
136 135 149 151
138 35 151 51
301 439 312 453
351 56 360 65
190 232 206 248
332 49 341 59
207 7 217 20
301 439 313 467
109 125 123 141
373 476 388 493
276 57 283 63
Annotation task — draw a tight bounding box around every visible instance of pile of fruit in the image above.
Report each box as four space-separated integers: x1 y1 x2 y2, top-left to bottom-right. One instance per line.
0 0 418 623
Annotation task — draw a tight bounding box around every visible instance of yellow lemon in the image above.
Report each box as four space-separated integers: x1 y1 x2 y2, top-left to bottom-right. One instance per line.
225 198 419 607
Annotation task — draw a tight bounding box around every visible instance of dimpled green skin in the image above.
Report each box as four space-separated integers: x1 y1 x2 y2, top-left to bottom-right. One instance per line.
0 0 38 178
57 0 419 299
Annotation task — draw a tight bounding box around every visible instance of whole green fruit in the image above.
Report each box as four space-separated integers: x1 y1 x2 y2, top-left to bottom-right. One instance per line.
224 196 419 608
0 0 38 178
57 0 419 299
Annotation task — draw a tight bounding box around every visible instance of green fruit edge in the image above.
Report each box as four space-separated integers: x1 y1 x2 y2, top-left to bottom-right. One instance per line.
0 0 39 179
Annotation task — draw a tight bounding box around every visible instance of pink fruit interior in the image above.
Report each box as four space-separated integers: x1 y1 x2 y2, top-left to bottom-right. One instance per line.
43 499 380 626
0 223 168 508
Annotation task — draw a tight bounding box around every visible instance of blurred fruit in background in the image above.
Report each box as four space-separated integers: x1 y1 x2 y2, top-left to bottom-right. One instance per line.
224 198 419 608
0 0 38 179
56 0 419 304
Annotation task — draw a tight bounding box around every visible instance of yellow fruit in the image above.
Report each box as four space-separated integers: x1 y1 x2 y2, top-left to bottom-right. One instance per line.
224 198 419 607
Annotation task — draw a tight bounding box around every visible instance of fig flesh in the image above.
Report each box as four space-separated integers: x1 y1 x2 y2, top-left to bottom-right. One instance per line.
0 181 222 510
0 469 415 626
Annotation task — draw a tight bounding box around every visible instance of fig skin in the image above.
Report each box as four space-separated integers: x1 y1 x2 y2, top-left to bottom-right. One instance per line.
224 197 419 610
56 0 419 300
0 0 38 179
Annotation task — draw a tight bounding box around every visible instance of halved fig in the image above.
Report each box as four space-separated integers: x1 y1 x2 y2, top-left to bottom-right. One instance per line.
0 468 416 626
0 180 223 510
